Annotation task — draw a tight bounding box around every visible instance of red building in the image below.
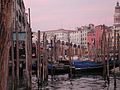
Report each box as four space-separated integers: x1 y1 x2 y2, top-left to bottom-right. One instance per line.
95 25 112 49
87 31 95 49
87 30 95 59
87 25 112 60
95 25 104 49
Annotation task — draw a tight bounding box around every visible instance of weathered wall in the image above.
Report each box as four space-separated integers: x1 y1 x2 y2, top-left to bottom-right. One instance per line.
0 0 13 90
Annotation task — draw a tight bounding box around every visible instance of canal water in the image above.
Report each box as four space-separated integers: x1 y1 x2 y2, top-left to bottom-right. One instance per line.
32 74 120 90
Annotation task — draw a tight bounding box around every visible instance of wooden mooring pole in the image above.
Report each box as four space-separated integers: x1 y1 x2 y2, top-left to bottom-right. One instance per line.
45 34 48 81
113 29 117 88
12 0 16 89
37 30 41 89
13 0 19 89
25 8 32 90
54 35 57 62
107 33 110 84
11 30 15 90
43 32 47 84
42 33 45 84
117 33 120 71
102 25 107 80
16 23 20 90
68 32 72 78
29 8 32 90
50 39 54 81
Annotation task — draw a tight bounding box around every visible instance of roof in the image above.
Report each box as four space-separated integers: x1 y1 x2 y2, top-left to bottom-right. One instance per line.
41 29 75 33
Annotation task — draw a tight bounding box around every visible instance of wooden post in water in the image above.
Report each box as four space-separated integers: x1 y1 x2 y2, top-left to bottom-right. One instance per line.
29 8 32 90
37 31 41 89
0 1 13 89
42 32 48 85
61 41 64 59
117 33 120 71
102 25 107 80
43 33 48 83
45 34 48 81
12 1 16 89
106 33 110 84
11 31 15 90
25 29 29 90
16 24 19 90
68 32 72 78
42 33 45 84
100 40 102 63
88 43 90 60
25 8 32 90
25 28 29 89
113 29 116 88
53 35 57 62
78 45 81 60
50 39 54 81
13 0 19 89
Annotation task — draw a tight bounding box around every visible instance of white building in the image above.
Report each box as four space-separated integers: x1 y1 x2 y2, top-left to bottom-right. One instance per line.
13 0 28 32
70 25 93 49
33 25 94 50
109 2 120 61
113 2 120 37
33 29 75 43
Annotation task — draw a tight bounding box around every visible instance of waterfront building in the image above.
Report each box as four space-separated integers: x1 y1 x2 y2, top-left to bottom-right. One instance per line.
113 2 120 37
31 25 95 58
95 25 112 61
114 2 120 27
110 2 120 61
70 24 94 56
13 0 28 32
32 29 74 60
87 30 95 60
95 25 104 50
41 29 75 43
0 0 31 89
0 0 14 90
114 1 120 39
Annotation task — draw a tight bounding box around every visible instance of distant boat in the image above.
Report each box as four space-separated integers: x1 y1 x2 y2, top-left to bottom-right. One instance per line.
48 61 70 74
32 59 118 75
71 60 103 70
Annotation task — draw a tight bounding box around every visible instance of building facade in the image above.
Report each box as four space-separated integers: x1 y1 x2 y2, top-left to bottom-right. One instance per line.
70 24 94 56
33 29 75 43
87 30 95 60
0 0 14 90
110 2 120 61
0 0 30 90
14 0 27 32
114 2 120 27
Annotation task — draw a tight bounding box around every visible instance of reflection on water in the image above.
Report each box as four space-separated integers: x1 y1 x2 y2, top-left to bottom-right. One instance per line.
40 74 120 90
8 66 120 90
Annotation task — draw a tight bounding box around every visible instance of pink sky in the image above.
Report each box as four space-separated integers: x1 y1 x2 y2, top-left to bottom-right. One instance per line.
24 0 116 31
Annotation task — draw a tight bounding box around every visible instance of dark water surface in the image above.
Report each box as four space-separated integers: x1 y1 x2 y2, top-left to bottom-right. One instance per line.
9 71 120 90
39 74 120 90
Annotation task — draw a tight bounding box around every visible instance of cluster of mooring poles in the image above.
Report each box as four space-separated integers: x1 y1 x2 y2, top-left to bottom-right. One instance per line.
101 25 120 89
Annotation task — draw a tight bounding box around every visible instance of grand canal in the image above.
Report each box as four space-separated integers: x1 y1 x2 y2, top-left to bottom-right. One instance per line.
31 73 120 90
